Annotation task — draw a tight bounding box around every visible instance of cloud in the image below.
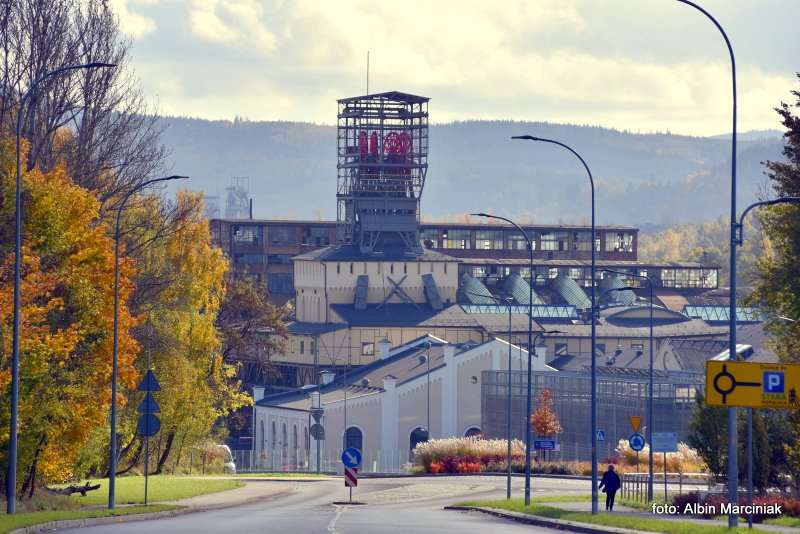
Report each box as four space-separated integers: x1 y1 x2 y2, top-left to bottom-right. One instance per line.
109 0 157 38
189 0 277 54
123 0 799 135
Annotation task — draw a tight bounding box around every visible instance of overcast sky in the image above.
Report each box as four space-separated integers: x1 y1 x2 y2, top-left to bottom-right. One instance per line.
112 0 799 136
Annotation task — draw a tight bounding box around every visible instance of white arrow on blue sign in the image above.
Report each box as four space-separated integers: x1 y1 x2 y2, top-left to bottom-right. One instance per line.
629 432 646 452
342 447 362 468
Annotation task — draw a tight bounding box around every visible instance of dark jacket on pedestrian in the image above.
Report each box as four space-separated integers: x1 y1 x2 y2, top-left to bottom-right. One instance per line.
599 470 621 493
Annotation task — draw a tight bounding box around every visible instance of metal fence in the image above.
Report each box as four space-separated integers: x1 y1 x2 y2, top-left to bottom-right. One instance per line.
231 448 412 474
481 368 704 461
622 472 715 503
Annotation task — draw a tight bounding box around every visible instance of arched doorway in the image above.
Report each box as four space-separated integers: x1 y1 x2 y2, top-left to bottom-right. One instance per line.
409 427 429 454
344 426 363 451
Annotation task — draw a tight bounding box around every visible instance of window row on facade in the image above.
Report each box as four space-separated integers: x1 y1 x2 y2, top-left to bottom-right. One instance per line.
420 229 635 254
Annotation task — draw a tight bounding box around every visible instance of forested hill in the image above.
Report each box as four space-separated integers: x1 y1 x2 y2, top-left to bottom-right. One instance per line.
159 116 784 228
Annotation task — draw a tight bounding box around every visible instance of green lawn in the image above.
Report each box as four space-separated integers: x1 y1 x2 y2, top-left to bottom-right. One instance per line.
0 504 179 534
68 476 243 505
764 516 800 527
454 498 767 534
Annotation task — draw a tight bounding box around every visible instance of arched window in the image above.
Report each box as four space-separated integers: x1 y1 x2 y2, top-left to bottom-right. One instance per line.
293 425 298 451
464 427 482 438
344 427 363 451
271 421 277 449
409 427 429 454
282 423 288 450
304 426 310 450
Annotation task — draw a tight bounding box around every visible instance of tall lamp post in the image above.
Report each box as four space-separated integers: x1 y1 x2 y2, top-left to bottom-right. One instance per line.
511 135 598 513
599 269 655 502
470 212 536 504
109 175 188 509
8 61 116 515
673 1 737 525
467 290 515 499
734 196 800 528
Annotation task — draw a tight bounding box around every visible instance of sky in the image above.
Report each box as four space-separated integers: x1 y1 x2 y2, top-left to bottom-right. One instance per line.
111 0 799 136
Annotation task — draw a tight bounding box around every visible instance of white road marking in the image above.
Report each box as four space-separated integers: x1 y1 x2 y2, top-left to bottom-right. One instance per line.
328 505 346 533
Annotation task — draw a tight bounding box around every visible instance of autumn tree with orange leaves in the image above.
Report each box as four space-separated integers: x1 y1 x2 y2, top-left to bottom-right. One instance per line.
530 389 563 460
0 141 139 497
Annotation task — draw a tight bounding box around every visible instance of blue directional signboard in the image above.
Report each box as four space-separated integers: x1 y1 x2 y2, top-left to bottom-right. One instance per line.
342 447 362 468
534 439 557 450
629 432 646 452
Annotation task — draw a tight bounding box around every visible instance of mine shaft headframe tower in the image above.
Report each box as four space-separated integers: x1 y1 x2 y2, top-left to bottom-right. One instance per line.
336 91 429 255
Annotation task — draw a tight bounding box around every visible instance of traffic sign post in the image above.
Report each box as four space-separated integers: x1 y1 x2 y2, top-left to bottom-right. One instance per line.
596 430 605 442
534 439 557 451
629 416 642 433
137 369 161 505
628 432 645 452
706 360 800 408
344 467 358 502
652 431 678 502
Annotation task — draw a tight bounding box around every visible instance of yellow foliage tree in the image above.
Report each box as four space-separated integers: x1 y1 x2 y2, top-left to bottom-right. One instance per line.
0 140 138 495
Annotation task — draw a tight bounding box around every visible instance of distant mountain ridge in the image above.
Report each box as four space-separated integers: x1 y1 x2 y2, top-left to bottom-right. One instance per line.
158 116 784 228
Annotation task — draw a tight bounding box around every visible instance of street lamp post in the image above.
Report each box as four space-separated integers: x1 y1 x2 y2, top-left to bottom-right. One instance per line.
673 1 737 526
109 175 188 509
599 269 655 502
467 290 514 499
8 61 116 515
511 135 598 513
733 196 800 528
470 212 535 505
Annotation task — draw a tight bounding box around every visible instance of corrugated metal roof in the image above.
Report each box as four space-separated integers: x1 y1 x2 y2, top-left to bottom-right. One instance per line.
503 273 544 305
599 276 637 306
460 273 496 304
552 275 591 309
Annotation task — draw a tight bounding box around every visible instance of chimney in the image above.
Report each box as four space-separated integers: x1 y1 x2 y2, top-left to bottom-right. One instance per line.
320 370 335 385
378 337 392 360
383 375 397 391
252 385 265 402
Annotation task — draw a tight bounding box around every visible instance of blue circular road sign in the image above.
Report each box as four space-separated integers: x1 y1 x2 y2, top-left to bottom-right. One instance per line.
342 447 362 468
629 432 646 452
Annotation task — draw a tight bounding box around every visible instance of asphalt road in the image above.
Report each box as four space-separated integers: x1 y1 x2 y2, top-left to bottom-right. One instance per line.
57 476 590 533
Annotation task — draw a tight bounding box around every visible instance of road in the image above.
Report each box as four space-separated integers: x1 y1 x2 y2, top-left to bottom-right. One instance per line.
58 476 591 533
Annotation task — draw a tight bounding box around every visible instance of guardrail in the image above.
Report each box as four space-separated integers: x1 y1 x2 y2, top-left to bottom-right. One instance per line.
621 472 714 503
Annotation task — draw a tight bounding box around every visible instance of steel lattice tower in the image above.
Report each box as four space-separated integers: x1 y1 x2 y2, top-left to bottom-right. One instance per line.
336 91 429 255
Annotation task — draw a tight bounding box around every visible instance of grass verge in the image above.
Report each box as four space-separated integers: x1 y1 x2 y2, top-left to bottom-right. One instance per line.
453 498 766 533
0 504 179 534
65 476 243 506
764 516 800 527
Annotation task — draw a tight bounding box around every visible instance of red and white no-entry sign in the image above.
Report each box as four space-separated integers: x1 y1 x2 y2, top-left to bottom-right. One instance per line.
344 467 358 487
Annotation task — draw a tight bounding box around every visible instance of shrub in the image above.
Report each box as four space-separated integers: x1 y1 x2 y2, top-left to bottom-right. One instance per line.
615 440 707 473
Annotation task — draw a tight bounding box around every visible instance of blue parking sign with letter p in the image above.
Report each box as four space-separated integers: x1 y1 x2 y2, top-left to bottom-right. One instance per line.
764 371 784 393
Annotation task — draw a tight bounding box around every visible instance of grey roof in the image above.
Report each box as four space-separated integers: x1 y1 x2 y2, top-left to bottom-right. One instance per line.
286 322 348 335
258 335 497 406
552 275 591 310
599 275 637 306
338 91 430 104
293 244 457 263
503 273 544 305
457 258 719 269
544 318 728 339
460 273 496 304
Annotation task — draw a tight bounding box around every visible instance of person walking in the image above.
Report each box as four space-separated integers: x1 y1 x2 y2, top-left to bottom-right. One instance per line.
599 464 621 511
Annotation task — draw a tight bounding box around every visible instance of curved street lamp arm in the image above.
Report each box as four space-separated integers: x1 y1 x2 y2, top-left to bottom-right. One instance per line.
114 175 189 237
511 136 595 191
734 197 800 246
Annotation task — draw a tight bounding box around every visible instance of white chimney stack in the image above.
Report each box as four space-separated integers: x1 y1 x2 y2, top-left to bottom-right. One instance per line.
253 385 265 402
320 370 335 385
378 337 392 360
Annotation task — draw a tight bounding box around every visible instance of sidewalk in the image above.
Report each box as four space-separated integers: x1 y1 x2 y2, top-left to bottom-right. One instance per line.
447 501 800 534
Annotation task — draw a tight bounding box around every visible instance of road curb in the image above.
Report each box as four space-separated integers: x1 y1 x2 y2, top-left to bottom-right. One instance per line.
9 487 296 534
443 505 641 534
